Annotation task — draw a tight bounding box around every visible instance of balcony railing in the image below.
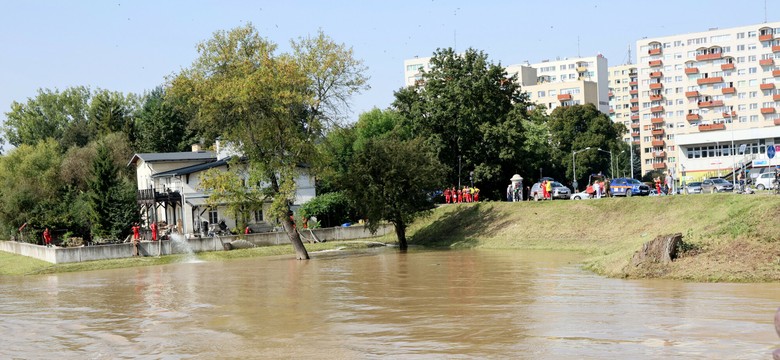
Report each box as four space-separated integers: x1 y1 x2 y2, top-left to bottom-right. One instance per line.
652 128 665 136
698 100 724 107
649 60 663 67
774 94 780 101
630 97 639 103
649 94 663 101
651 105 665 113
722 87 736 94
648 48 662 55
761 107 777 114
759 34 775 42
653 151 667 158
721 63 735 71
685 91 700 97
760 83 776 90
631 131 640 137
684 67 699 74
629 89 638 95
723 111 737 118
650 71 663 78
697 77 723 85
775 119 780 126
631 115 639 120
652 163 667 170
699 123 726 132
631 122 640 129
649 83 663 90
760 58 775 66
686 113 700 121
651 117 664 124
630 106 639 112
629 81 638 86
652 140 665 147
696 53 723 61
773 45 780 53
773 70 780 77
557 94 572 101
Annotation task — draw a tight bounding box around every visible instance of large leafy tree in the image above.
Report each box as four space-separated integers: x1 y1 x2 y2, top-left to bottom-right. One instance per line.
346 135 445 250
548 104 627 186
170 24 367 260
393 48 532 199
3 87 92 148
135 87 195 153
88 89 139 144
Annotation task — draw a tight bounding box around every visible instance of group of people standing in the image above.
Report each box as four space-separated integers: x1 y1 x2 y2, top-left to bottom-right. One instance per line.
585 178 609 199
444 186 480 204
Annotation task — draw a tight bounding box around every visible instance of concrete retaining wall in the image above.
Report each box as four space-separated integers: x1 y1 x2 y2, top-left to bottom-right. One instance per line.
0 224 393 264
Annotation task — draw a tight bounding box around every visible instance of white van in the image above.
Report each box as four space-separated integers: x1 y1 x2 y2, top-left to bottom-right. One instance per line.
754 172 777 190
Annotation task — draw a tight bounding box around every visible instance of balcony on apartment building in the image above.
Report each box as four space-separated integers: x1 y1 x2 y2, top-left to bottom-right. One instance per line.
557 94 573 101
631 122 640 129
633 140 641 145
696 52 723 61
760 83 776 90
630 106 639 112
610 109 615 114
653 162 667 169
629 89 638 95
649 60 663 67
651 128 665 136
775 118 780 126
699 123 726 132
629 80 638 86
774 94 780 101
697 76 723 85
685 91 700 97
686 113 700 121
761 107 777 114
631 131 640 137
651 139 665 147
608 91 614 97
649 82 663 90
631 114 640 120
648 48 662 55
698 100 724 107
685 67 699 74
653 151 667 158
773 45 780 53
650 71 663 78
649 94 663 101
773 69 780 77
630 97 639 103
759 29 775 42
651 117 665 124
723 110 737 118
721 63 735 71
721 86 736 94
650 105 665 113
760 58 775 67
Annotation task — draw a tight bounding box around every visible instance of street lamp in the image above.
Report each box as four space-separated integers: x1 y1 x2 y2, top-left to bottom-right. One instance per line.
596 148 614 178
572 147 591 191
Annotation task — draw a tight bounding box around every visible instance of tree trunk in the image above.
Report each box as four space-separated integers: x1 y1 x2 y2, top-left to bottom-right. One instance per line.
282 213 309 260
394 222 407 251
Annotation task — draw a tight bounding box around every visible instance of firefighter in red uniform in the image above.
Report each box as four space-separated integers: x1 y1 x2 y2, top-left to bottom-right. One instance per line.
150 222 158 241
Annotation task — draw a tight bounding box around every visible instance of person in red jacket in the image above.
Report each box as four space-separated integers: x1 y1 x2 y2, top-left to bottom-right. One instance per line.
150 222 158 241
444 188 451 204
132 223 140 242
43 228 52 247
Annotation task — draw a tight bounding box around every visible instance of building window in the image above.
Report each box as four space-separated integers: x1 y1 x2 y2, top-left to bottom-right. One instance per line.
208 208 218 224
254 210 263 222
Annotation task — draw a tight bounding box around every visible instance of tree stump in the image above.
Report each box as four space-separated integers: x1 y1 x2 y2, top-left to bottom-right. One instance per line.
630 233 683 268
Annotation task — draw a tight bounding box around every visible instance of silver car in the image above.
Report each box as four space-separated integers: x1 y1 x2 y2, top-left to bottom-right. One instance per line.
683 181 703 194
530 181 571 200
701 178 734 193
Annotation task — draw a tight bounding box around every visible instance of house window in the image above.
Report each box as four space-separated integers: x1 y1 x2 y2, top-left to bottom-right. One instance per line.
208 208 219 224
254 209 264 222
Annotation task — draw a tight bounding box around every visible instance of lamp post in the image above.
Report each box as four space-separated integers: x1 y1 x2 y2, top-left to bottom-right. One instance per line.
596 148 614 178
572 147 591 191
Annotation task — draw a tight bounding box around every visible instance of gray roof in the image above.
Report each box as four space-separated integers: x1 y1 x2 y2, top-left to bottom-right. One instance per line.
127 151 216 167
152 158 231 178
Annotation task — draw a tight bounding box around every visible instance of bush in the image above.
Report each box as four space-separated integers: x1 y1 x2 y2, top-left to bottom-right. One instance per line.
299 191 356 228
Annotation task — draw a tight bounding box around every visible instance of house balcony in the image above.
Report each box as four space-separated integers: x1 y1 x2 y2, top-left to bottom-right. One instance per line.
760 34 775 42
698 100 724 107
760 58 775 66
773 45 780 53
652 140 665 147
721 87 736 94
136 189 182 204
760 83 776 90
631 115 640 120
699 123 726 132
649 83 663 90
649 48 662 55
653 151 667 158
557 94 572 101
629 89 638 95
697 76 723 85
774 94 780 101
631 122 640 129
649 94 663 101
629 81 638 86
721 63 735 71
651 117 664 124
630 106 639 112
650 71 663 78
649 60 663 67
696 53 723 61
652 128 665 136
685 91 700 97
686 113 700 121
685 67 699 74
761 107 777 114
650 105 664 113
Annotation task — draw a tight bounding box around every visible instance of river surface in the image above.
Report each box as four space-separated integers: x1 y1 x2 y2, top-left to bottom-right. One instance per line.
1 248 779 359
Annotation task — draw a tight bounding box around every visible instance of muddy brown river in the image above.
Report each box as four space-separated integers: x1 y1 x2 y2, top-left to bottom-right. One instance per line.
1 248 778 359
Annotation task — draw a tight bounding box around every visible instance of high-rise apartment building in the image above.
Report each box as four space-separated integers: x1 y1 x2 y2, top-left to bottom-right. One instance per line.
636 22 780 182
608 64 640 143
404 55 610 115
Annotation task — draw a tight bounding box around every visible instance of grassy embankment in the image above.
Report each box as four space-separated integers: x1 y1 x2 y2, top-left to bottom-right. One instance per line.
406 194 780 282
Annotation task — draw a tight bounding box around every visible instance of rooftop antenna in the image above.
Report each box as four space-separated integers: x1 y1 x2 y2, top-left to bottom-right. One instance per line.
627 44 632 65
577 36 581 57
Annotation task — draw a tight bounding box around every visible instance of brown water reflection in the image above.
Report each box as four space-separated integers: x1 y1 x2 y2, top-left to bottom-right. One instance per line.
1 248 778 359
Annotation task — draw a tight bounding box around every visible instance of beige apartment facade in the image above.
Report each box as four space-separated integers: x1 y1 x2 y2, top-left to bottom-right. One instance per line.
637 22 780 183
608 64 640 143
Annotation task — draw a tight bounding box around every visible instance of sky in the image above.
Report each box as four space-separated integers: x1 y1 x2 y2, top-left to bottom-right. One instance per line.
0 0 777 150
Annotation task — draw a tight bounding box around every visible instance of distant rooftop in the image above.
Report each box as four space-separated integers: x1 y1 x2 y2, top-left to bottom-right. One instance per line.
127 151 216 167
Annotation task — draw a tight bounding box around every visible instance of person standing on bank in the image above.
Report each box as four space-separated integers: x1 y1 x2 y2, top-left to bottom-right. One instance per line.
43 228 52 247
150 222 158 241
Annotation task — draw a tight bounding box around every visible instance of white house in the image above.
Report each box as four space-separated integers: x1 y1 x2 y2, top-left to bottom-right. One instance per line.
128 144 316 237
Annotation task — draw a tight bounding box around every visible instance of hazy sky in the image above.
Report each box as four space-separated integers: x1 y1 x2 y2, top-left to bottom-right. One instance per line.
0 0 776 139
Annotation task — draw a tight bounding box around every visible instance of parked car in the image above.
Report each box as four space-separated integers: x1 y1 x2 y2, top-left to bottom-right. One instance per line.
754 172 777 191
683 182 703 195
701 178 734 193
609 177 651 197
530 180 571 200
570 190 596 200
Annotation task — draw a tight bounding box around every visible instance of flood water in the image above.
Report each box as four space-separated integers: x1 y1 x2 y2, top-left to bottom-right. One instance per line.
1 248 779 359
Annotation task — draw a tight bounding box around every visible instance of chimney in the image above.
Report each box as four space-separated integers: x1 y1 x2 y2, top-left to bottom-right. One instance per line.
192 143 203 152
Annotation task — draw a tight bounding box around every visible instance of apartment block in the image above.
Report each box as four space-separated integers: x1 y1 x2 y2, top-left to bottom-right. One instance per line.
636 22 780 182
608 64 640 143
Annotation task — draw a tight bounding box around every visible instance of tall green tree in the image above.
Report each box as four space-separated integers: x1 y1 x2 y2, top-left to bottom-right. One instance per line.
548 104 627 186
86 142 138 240
392 47 532 199
135 87 195 153
3 87 92 148
170 24 367 260
88 89 139 145
346 135 445 250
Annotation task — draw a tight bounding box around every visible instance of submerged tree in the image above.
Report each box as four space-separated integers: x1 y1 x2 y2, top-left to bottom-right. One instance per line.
170 24 367 260
346 135 445 250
